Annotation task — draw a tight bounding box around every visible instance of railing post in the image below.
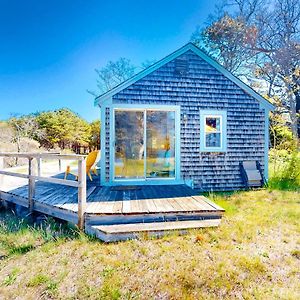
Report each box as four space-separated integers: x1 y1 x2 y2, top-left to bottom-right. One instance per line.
0 156 3 189
28 157 35 214
58 159 62 172
77 158 86 230
37 157 42 177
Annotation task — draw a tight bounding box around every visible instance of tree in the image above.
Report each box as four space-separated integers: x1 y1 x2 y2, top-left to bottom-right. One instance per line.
191 0 300 141
89 57 158 97
89 120 100 150
89 58 136 96
2 110 101 160
191 14 257 76
8 114 42 153
4 116 42 165
251 0 300 139
36 109 91 150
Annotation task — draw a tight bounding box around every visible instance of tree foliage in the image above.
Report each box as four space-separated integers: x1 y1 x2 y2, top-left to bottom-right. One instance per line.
191 0 300 141
89 119 101 150
36 109 91 149
192 14 257 75
2 109 100 153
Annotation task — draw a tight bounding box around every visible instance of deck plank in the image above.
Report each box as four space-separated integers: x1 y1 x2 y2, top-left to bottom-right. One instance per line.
185 196 209 211
129 190 139 213
175 197 196 211
170 197 190 212
1 177 223 217
112 199 122 214
86 186 97 200
191 196 219 210
139 187 154 213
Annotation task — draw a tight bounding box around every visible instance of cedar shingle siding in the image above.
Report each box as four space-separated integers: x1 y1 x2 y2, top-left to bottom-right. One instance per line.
106 50 266 191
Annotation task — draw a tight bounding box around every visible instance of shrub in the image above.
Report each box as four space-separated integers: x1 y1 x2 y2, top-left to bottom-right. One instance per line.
270 124 297 152
269 150 300 190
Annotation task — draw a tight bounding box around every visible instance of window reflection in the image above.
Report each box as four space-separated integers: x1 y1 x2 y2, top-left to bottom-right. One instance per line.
114 109 176 180
146 111 176 178
114 111 144 179
205 117 222 148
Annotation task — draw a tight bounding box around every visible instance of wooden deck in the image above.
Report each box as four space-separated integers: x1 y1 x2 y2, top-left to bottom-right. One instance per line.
0 171 225 241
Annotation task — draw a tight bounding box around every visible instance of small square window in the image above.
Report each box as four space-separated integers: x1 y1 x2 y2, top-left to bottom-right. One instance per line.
200 111 227 152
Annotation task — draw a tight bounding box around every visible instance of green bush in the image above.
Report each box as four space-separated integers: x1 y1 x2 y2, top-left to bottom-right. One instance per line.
269 150 300 190
270 124 297 152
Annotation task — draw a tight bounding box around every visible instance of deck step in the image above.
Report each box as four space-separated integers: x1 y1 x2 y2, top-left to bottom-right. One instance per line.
86 219 221 242
85 211 224 226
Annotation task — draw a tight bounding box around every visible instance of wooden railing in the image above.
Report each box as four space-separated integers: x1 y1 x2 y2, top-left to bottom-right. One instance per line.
0 153 87 229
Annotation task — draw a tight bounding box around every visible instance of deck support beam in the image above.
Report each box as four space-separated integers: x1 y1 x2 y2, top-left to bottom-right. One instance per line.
77 158 87 230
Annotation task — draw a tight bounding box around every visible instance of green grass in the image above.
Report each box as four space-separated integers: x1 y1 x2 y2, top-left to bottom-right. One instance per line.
0 154 299 299
0 188 299 299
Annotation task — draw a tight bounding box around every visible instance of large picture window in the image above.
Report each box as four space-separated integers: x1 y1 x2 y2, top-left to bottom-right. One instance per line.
113 106 179 181
200 110 227 152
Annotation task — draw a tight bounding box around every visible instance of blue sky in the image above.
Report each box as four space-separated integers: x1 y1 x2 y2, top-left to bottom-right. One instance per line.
0 0 218 121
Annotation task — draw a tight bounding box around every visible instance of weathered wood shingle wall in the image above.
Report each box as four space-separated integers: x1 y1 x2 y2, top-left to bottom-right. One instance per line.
107 50 265 191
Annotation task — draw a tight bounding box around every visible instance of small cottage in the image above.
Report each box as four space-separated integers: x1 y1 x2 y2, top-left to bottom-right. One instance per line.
95 43 274 191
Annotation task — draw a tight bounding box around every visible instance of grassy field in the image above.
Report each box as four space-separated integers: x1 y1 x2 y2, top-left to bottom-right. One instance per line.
0 188 299 299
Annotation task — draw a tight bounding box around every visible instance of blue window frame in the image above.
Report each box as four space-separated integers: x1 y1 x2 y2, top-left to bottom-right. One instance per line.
107 103 182 186
200 110 227 152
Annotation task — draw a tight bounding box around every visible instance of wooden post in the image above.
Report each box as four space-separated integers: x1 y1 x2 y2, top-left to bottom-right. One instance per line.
37 157 42 177
77 158 86 230
28 157 35 214
0 156 3 189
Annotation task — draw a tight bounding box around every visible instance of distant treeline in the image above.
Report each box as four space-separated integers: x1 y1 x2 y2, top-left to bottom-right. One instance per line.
0 108 100 154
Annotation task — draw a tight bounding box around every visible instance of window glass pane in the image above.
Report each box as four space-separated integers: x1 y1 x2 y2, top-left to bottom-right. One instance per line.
146 111 176 178
206 133 221 148
205 117 220 132
114 110 144 179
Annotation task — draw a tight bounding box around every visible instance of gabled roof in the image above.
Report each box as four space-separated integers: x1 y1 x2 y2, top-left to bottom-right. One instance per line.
94 43 275 111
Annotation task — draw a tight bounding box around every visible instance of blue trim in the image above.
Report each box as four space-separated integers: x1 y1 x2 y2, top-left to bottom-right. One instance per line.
109 104 114 184
100 104 108 185
264 109 270 181
94 43 274 111
109 103 181 111
99 97 113 185
105 179 186 186
108 103 181 185
200 110 227 152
